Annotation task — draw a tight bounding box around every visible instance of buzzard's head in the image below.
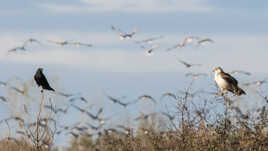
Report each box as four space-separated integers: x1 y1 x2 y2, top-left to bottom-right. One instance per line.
213 66 223 74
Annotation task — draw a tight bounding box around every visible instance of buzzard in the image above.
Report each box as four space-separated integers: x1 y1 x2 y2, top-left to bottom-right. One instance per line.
34 68 55 92
213 67 246 96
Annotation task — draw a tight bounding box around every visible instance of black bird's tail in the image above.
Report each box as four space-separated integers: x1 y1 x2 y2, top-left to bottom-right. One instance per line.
41 86 54 93
47 87 55 91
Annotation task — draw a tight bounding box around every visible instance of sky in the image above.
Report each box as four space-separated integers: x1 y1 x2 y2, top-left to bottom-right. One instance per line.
0 0 268 149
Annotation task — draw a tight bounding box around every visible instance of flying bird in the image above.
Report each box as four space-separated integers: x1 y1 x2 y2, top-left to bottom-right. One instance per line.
0 80 27 95
177 59 202 68
144 44 160 56
213 66 246 96
161 92 177 100
185 72 208 79
23 38 41 46
68 96 88 103
230 70 251 76
111 25 137 40
7 38 40 53
106 94 132 108
44 104 68 114
134 112 157 121
196 38 214 47
167 36 199 51
0 96 7 102
68 132 79 138
34 68 55 92
47 40 69 46
71 126 88 132
71 104 106 123
69 41 93 47
7 45 26 53
9 86 27 95
0 81 7 86
243 79 268 87
117 125 133 135
71 104 86 113
86 123 104 131
135 36 164 44
136 95 156 104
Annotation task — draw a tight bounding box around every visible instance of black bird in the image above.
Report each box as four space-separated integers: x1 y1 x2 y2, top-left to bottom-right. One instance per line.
34 68 55 92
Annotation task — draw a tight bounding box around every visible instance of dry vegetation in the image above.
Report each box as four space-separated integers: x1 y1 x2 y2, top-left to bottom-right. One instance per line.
0 78 267 151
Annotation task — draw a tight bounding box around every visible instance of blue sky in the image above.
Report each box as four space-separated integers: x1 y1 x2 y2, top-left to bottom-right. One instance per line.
0 0 268 149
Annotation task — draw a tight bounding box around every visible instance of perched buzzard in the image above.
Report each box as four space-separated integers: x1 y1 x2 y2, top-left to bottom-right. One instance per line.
34 68 55 92
213 67 246 96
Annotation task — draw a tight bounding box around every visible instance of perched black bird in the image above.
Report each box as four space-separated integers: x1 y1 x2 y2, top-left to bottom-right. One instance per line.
34 68 55 92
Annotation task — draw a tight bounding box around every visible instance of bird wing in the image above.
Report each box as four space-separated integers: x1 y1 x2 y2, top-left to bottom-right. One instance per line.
166 45 178 51
41 72 53 88
8 47 18 52
111 26 124 35
198 38 214 43
130 28 137 35
180 38 189 46
0 96 7 102
178 59 190 67
138 36 164 43
34 73 42 86
231 70 251 75
147 35 164 41
80 43 93 47
35 71 54 90
23 38 40 46
220 72 238 86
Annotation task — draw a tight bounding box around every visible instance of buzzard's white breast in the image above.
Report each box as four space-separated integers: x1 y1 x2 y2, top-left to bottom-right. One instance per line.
214 73 229 89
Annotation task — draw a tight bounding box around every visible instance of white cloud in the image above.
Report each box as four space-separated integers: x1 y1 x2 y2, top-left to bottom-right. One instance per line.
38 0 213 13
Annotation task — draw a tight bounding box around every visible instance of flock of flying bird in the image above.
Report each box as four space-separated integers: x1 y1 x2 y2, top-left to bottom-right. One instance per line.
1 25 268 140
7 38 93 54
0 67 166 138
6 25 214 56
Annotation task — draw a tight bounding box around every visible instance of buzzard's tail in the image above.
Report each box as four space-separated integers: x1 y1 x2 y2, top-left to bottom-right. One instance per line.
234 87 246 96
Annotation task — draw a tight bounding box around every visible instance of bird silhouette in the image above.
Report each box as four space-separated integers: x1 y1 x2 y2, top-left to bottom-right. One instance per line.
111 25 137 40
177 59 202 68
34 68 55 93
196 38 214 47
